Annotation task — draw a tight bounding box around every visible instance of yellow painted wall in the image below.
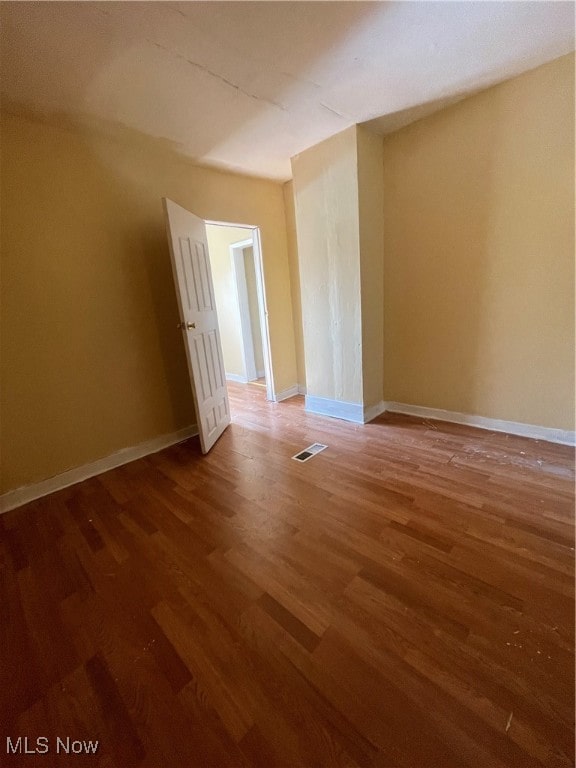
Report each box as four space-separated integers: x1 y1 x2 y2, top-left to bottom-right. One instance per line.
283 181 306 388
205 225 252 379
0 111 297 494
357 126 384 410
382 53 575 430
291 126 363 404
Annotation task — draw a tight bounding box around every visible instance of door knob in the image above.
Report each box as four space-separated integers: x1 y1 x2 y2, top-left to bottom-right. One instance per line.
177 321 196 330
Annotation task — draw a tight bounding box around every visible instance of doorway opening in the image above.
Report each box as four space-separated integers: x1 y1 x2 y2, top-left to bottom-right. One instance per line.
205 222 275 403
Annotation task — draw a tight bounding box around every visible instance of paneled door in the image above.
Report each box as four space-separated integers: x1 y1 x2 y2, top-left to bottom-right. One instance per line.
163 198 230 453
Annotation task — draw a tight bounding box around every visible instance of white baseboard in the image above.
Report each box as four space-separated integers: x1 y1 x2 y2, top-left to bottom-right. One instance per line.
275 385 300 402
298 385 307 395
384 402 576 446
364 400 387 424
305 395 364 424
226 373 248 384
305 395 387 424
0 425 199 514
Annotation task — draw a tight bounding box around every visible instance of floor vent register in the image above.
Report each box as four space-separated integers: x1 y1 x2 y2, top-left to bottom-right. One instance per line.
291 443 328 463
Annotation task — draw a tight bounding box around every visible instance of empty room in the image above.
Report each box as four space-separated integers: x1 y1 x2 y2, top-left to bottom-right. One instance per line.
0 2 574 767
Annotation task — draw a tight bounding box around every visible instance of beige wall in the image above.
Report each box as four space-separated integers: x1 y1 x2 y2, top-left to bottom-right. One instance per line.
0 111 297 494
291 126 363 404
283 181 306 388
357 126 384 410
205 225 252 379
382 53 575 430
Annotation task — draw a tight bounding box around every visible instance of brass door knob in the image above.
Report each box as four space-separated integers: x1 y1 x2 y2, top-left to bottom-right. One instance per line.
177 321 196 330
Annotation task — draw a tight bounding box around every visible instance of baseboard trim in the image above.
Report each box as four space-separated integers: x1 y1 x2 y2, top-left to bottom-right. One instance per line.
226 373 248 384
275 385 300 402
305 395 364 424
364 400 387 424
0 425 199 514
384 402 576 446
298 385 307 396
305 396 387 425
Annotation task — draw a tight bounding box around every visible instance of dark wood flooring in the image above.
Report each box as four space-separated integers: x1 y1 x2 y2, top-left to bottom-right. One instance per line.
1 384 574 767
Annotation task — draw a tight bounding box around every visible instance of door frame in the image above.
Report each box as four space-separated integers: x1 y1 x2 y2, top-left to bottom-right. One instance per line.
205 221 275 402
230 238 259 383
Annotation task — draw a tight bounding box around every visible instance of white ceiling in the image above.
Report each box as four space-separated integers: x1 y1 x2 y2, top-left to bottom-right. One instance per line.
1 1 574 181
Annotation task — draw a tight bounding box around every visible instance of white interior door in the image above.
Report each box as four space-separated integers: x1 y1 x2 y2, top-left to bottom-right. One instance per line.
163 198 230 453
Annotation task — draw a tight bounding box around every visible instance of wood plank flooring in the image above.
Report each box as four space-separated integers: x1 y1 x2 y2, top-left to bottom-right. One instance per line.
1 383 574 767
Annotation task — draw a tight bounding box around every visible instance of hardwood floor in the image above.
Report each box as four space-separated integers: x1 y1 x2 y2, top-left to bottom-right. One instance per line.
1 383 574 767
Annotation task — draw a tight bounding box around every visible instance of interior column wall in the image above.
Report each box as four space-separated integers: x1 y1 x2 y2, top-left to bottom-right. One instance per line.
291 127 363 406
283 181 307 390
357 126 385 412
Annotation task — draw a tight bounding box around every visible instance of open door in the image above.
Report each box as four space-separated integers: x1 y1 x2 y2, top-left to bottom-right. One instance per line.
163 198 231 453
